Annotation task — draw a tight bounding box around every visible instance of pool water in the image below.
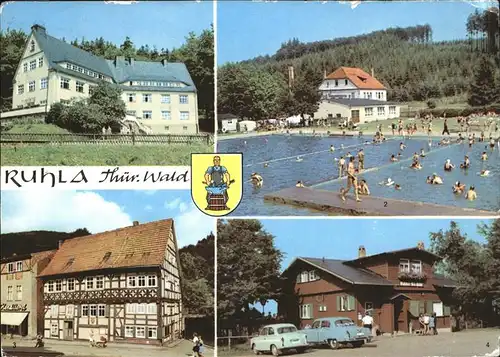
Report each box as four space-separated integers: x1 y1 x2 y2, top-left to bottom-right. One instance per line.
217 134 500 215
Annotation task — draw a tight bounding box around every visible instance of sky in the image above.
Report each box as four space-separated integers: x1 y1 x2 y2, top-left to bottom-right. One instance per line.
0 190 214 248
218 0 498 64
253 217 492 314
0 1 213 51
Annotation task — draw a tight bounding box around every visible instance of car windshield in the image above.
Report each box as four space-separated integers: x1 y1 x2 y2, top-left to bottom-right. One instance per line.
335 319 355 327
278 326 297 334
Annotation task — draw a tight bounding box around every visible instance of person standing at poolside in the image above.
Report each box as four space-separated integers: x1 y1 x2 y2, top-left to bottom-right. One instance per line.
442 118 450 136
340 156 361 202
357 149 365 170
338 156 346 178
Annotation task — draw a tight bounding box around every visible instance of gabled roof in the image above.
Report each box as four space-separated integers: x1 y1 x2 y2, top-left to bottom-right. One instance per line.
345 247 441 265
284 257 393 286
38 219 174 277
325 67 386 90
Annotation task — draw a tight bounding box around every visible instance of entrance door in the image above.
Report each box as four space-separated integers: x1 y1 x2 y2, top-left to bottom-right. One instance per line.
63 321 74 340
351 110 360 123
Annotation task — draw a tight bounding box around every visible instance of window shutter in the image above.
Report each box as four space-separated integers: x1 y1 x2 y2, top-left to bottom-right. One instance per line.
336 296 341 311
348 295 355 311
296 274 301 283
308 304 313 319
75 305 80 318
443 305 451 316
409 301 419 317
105 305 110 318
120 325 125 337
426 301 433 314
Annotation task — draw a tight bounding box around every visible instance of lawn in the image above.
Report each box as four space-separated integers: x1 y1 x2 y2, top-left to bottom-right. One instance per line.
0 142 213 165
3 123 72 134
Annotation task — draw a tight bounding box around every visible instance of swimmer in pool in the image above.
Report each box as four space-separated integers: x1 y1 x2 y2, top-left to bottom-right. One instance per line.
264 163 269 168
413 152 419 161
346 152 353 158
444 159 455 172
420 149 426 157
250 173 263 188
481 152 488 161
390 154 398 162
428 140 432 148
380 178 395 186
296 156 303 162
453 181 466 194
395 184 402 190
296 180 305 188
357 179 370 195
400 142 406 151
426 174 443 185
410 160 422 170
490 137 496 150
341 144 345 150
397 152 402 159
480 170 490 177
465 186 477 200
330 145 335 152
460 155 470 169
357 149 365 170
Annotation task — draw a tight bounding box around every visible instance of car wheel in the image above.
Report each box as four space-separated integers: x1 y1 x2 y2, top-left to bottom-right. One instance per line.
271 344 280 356
252 344 260 355
328 339 339 350
352 341 364 348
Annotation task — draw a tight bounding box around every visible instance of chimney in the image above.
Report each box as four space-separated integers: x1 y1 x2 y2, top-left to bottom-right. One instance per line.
58 240 63 249
417 241 425 250
161 59 168 67
358 245 366 258
323 69 327 79
371 68 375 78
133 221 139 226
31 24 46 34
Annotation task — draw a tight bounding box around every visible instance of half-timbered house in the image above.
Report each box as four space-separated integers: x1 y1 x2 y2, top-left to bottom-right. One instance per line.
279 243 457 335
37 219 183 345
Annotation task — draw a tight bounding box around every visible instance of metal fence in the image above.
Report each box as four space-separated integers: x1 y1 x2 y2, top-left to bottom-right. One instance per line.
0 132 214 146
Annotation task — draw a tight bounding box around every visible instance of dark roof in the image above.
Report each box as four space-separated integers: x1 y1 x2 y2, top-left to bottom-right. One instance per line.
346 247 441 265
432 274 457 288
32 26 196 92
327 98 398 107
218 113 240 120
290 257 393 286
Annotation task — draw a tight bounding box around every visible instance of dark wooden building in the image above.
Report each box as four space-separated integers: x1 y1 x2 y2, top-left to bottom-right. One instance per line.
38 219 183 345
279 243 456 335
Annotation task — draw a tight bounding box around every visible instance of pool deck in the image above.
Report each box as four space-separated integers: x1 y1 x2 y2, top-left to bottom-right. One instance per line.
263 187 498 216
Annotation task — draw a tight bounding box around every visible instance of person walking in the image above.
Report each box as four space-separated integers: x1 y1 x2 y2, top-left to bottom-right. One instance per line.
361 312 374 335
442 118 450 135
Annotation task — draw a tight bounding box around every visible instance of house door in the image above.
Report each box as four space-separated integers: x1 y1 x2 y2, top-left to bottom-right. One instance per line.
351 110 360 123
63 321 74 340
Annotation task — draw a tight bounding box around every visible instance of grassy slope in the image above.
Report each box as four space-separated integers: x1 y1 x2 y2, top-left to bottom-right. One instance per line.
4 123 72 134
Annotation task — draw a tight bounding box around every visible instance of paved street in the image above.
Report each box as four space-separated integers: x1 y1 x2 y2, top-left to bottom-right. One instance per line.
0 337 214 357
228 329 500 357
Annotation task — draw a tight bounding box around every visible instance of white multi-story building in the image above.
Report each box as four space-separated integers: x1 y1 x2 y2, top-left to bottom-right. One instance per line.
38 219 183 345
319 67 387 102
2 24 199 134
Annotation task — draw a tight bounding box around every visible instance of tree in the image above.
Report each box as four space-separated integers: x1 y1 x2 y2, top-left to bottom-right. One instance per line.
0 29 28 110
468 56 499 106
284 62 322 117
88 81 127 123
217 220 283 318
479 219 500 303
179 233 215 316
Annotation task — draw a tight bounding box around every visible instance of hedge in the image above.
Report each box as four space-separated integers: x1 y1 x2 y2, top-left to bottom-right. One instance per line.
415 104 500 118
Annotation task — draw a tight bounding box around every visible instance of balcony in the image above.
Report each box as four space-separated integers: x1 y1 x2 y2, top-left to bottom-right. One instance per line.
398 271 427 283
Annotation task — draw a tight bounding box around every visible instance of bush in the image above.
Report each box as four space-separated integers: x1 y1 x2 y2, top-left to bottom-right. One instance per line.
426 100 437 109
417 104 500 118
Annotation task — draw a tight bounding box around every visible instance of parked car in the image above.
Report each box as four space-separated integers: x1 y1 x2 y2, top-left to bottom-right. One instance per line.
251 323 309 356
302 317 372 350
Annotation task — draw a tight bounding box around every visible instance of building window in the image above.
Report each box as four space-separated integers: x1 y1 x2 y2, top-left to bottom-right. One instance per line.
16 261 23 271
338 295 355 312
40 78 48 90
17 85 24 95
98 305 106 317
399 259 410 273
29 40 35 52
66 305 74 318
23 63 28 72
136 326 146 338
147 303 157 315
29 60 36 71
86 277 94 290
299 271 309 283
377 107 385 116
389 106 396 115
365 107 373 116
126 303 136 314
126 110 136 117
60 77 70 90
308 270 318 281
90 305 97 317
148 327 157 339
148 275 157 287
137 304 146 314
127 276 136 287
161 95 171 104
55 280 62 292
164 126 170 131
7 286 13 301
15 286 22 300
51 322 58 337
299 304 312 319
76 81 84 93
96 276 104 289
142 111 152 120
67 278 75 291
82 305 89 316
345 79 348 85
50 305 58 317
40 100 47 105
88 86 95 96
38 57 43 67
411 260 422 273
142 94 152 103
179 95 188 104
48 281 54 292
28 81 35 92
125 326 134 338
319 305 327 312
183 126 188 131
128 93 136 102
334 80 338 86
180 111 189 120
161 111 171 120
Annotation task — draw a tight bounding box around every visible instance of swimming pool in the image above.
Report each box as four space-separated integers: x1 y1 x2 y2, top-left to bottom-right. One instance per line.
217 134 500 215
